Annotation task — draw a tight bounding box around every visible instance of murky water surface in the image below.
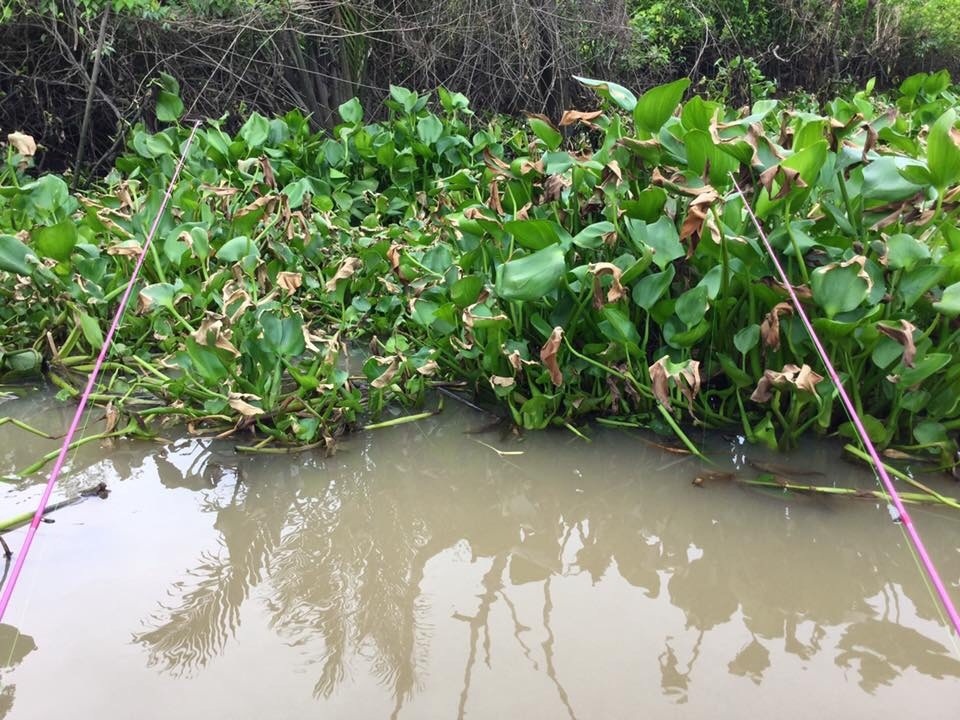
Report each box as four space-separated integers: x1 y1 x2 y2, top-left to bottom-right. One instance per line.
0 387 959 718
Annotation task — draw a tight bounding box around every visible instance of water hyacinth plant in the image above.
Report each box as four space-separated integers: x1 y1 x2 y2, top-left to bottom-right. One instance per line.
2 72 960 467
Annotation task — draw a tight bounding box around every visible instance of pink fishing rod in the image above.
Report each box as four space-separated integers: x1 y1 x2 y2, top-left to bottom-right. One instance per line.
732 176 960 637
0 121 201 621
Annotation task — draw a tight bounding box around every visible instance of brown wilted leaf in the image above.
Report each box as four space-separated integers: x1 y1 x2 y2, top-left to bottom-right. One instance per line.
540 326 564 386
192 314 241 357
106 240 143 257
325 257 362 291
876 319 917 368
371 356 399 389
750 364 825 403
559 109 603 127
649 356 673 410
541 174 570 203
861 123 878 163
648 356 701 414
258 156 276 190
276 271 302 296
679 187 719 253
7 132 36 157
516 159 544 175
104 402 119 434
589 262 626 308
504 348 537 373
416 360 439 376
759 164 807 200
482 147 511 176
487 179 504 214
760 302 793 351
201 183 239 197
602 160 623 187
221 281 253 323
387 243 402 272
677 360 701 409
489 375 516 389
234 194 277 219
228 392 265 417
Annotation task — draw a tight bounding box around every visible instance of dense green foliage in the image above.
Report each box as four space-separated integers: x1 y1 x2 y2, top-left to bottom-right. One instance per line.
3 73 960 467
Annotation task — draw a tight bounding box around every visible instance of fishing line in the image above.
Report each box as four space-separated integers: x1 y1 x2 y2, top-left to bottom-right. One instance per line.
0 121 202 621
731 176 960 639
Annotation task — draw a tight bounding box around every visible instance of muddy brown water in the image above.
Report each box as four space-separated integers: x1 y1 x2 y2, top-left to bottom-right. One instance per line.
0 387 959 719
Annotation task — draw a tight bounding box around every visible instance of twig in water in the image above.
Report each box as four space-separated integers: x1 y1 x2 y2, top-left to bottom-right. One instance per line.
472 439 524 457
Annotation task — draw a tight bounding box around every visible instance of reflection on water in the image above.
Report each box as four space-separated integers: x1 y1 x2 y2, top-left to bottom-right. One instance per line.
1 392 959 717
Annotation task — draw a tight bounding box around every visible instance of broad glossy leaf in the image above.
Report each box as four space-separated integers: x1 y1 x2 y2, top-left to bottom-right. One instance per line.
389 85 419 113
914 420 947 446
528 117 562 151
927 108 960 189
896 265 944 310
417 114 444 145
625 216 683 269
239 113 270 150
598 306 640 346
260 312 305 357
634 78 690 134
675 285 709 326
862 156 926 201
495 245 565 301
0 234 37 275
76 309 104 350
573 76 637 112
450 275 484 308
632 264 675 310
572 222 614 250
886 233 930 271
31 218 78 262
811 262 870 318
338 97 363 124
216 235 259 263
503 219 561 250
933 280 960 315
155 72 183 123
899 353 951 385
734 325 760 355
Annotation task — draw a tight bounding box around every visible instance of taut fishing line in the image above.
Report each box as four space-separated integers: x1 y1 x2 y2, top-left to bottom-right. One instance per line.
0 120 202 621
731 176 960 641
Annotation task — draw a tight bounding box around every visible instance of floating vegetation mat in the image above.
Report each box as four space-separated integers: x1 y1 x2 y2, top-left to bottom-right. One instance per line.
2 73 960 471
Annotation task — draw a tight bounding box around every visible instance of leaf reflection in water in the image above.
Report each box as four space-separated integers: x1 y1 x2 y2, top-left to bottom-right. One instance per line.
132 408 960 711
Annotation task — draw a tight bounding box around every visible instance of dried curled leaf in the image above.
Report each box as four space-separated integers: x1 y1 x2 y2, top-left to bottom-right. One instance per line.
192 314 241 357
7 132 36 157
276 271 302 296
876 319 917 368
228 392 264 417
648 356 702 414
416 359 439 376
559 109 603 127
759 164 807 200
750 364 825 403
760 302 793 351
325 257 362 291
679 187 719 252
589 262 626 308
540 326 564 386
370 356 399 389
